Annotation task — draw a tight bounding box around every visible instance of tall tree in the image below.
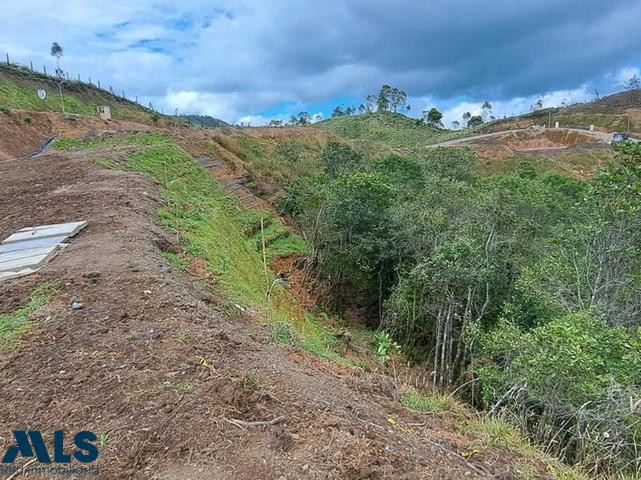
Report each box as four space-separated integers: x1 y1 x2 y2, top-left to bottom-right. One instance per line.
389 88 407 113
625 74 640 91
50 41 64 77
451 120 460 129
290 111 310 125
462 111 471 126
377 85 392 111
332 105 345 117
467 115 483 127
481 100 492 121
365 95 377 113
423 107 443 127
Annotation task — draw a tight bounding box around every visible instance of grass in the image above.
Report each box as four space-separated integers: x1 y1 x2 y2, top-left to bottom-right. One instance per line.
212 130 328 193
99 433 114 447
271 322 293 343
461 416 590 480
91 157 119 170
477 148 619 178
0 78 97 115
0 63 167 124
162 251 189 269
0 282 57 345
401 390 467 415
233 372 265 392
316 111 466 148
162 381 195 393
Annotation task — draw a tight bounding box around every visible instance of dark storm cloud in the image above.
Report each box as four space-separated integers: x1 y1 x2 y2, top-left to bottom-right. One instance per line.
244 0 641 99
2 0 640 121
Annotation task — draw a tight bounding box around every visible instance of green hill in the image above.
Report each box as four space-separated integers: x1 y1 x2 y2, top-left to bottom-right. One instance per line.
315 111 462 148
180 114 228 128
0 63 167 125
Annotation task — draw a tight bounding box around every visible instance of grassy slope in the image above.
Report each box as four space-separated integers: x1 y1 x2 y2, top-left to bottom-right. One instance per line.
53 133 353 363
316 111 465 148
0 63 166 124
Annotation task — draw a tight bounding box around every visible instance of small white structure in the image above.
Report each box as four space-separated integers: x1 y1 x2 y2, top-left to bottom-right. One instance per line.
0 221 87 281
98 106 111 121
555 121 560 128
589 124 595 131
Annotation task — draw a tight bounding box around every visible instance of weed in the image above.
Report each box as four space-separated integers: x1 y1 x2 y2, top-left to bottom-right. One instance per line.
401 391 467 415
52 137 85 150
234 373 264 392
0 282 57 345
271 322 293 343
23 116 31 123
162 381 195 393
99 433 113 446
163 251 188 269
373 330 400 363
91 157 119 170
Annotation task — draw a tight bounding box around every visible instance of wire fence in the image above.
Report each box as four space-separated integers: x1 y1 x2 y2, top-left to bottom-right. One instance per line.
1 52 165 114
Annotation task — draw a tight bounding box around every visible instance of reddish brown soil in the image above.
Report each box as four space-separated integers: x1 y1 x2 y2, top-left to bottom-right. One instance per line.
0 111 555 479
466 129 600 160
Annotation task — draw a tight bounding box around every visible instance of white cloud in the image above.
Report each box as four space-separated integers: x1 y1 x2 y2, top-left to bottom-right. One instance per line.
418 86 593 129
0 1 640 122
613 66 641 88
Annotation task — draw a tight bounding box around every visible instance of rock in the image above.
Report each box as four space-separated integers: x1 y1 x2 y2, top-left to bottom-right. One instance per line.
70 300 84 310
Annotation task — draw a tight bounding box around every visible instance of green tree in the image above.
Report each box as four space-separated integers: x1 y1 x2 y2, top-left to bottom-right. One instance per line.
389 87 407 113
467 115 483 127
332 106 345 117
377 85 392 111
423 107 443 127
50 41 64 77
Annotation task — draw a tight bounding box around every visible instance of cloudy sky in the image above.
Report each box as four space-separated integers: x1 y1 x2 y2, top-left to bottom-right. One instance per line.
2 0 640 126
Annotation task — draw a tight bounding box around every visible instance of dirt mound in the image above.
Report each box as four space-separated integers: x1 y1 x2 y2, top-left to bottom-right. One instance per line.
0 109 154 160
468 128 601 160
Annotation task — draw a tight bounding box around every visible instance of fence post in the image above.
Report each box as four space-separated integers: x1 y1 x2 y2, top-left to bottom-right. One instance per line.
43 65 47 75
97 80 100 89
77 73 80 81
30 61 33 71
6 53 9 65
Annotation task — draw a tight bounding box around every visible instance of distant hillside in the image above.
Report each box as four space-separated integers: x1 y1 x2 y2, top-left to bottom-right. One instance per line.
0 63 170 125
180 114 228 128
486 89 641 136
316 111 462 148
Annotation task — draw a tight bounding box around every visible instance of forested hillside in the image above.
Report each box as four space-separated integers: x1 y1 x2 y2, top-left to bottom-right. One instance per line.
274 137 641 477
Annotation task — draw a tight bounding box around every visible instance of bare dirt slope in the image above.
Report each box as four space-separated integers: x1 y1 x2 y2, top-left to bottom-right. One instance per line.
0 112 556 479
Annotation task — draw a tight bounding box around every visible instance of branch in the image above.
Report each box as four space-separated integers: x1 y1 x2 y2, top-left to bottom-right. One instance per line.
226 415 287 429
